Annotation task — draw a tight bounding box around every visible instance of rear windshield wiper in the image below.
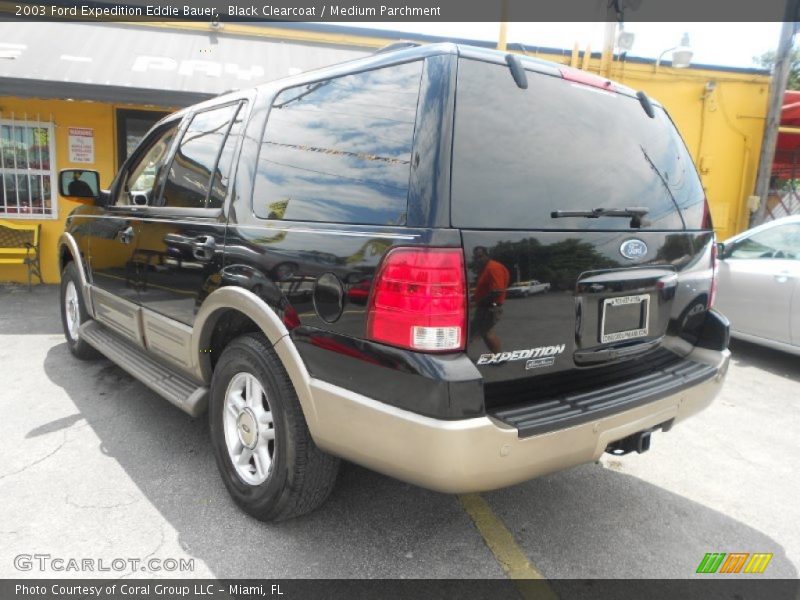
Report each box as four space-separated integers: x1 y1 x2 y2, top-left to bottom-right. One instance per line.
550 207 650 219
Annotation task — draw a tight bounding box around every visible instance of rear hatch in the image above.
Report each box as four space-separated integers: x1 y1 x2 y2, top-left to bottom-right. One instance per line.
451 56 715 412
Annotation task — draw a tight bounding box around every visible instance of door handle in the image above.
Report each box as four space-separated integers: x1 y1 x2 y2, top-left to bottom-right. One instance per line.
116 226 134 245
774 271 794 283
192 235 217 260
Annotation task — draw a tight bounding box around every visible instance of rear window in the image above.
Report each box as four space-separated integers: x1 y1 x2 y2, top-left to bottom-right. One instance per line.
451 58 706 230
252 61 423 225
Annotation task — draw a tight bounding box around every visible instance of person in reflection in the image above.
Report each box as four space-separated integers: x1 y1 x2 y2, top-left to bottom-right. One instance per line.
67 171 93 197
470 246 510 354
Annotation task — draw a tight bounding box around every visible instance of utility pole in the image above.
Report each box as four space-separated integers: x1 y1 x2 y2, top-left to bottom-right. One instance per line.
600 21 617 78
751 20 797 226
497 20 508 52
496 0 509 51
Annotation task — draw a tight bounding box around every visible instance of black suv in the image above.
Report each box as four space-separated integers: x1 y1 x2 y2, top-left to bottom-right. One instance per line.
57 43 730 521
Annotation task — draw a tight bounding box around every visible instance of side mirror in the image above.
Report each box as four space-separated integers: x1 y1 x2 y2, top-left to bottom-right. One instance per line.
59 169 100 201
716 242 726 259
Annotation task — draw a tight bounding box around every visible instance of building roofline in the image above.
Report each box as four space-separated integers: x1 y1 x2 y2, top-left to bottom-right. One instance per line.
244 21 770 76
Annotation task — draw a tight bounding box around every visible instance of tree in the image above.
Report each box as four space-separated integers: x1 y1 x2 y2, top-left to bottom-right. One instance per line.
754 48 800 90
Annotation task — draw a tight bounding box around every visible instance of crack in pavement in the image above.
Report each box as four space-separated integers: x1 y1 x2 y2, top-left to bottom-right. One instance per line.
116 524 169 579
0 433 68 481
64 494 140 510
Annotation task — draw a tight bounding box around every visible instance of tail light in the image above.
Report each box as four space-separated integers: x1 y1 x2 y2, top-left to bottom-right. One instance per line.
366 247 466 352
702 196 717 308
708 240 718 309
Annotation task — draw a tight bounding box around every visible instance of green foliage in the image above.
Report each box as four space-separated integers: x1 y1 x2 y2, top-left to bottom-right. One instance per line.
754 48 800 90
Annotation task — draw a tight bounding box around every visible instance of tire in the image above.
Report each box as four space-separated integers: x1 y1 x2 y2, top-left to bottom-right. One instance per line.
60 262 100 360
209 332 340 521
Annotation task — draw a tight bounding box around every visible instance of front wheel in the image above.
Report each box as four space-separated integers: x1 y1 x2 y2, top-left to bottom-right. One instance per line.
60 262 100 360
209 333 339 521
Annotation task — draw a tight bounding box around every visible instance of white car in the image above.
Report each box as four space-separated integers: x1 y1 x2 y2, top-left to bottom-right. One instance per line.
715 215 800 356
506 279 550 297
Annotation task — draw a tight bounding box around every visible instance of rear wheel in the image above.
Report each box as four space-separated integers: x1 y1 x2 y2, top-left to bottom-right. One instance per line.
209 332 339 521
60 262 99 360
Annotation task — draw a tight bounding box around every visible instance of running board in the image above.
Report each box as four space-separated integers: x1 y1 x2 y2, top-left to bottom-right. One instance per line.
79 320 208 417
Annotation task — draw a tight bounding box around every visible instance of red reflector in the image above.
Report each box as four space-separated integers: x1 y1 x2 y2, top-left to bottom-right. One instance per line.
367 248 466 352
283 305 301 330
559 67 616 92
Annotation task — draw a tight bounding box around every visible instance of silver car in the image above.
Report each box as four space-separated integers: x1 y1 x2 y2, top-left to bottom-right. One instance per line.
715 215 800 355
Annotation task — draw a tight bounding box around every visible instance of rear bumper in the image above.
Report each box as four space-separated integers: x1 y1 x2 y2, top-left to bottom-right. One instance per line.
304 346 730 494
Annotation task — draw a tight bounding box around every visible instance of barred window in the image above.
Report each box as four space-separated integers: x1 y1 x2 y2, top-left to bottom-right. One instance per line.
0 119 55 218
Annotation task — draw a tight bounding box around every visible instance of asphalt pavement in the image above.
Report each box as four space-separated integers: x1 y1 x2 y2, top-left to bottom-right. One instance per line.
0 284 798 581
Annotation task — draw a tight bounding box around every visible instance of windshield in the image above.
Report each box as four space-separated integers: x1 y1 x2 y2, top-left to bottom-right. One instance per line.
451 58 706 231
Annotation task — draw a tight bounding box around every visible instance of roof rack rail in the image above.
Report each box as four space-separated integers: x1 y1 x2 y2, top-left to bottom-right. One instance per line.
374 41 422 55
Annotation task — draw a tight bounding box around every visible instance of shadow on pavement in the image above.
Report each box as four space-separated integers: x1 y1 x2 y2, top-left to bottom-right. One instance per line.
41 343 499 579
0 284 62 335
42 340 797 580
484 463 796 579
729 338 800 384
25 413 84 438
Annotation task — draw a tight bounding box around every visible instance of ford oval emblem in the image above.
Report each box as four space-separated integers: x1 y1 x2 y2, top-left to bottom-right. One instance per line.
620 239 648 260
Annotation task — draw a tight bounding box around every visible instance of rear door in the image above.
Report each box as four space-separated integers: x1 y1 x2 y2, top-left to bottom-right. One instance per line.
716 221 800 343
451 57 714 401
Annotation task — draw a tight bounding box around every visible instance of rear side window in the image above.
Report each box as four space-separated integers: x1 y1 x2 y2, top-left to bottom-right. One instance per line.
451 59 705 230
160 102 241 209
252 61 423 225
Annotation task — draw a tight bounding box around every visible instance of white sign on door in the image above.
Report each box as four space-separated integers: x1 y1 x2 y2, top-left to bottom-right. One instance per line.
68 127 94 163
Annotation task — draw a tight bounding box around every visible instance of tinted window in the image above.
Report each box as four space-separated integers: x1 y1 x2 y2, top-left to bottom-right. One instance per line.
160 103 239 209
209 103 246 209
252 61 423 225
451 59 705 230
729 223 800 259
116 121 180 207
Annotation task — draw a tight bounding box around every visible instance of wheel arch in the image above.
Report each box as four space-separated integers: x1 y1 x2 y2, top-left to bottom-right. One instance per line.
192 287 320 433
58 232 93 316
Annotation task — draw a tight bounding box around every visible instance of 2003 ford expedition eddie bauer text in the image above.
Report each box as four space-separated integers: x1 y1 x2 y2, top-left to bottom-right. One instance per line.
56 43 730 521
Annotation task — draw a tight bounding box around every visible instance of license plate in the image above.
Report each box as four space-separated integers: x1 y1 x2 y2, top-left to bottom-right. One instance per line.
600 294 650 344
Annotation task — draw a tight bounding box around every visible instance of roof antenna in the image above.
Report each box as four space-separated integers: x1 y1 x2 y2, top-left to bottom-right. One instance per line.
505 53 528 89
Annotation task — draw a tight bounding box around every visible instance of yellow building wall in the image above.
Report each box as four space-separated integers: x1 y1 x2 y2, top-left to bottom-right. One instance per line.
0 97 164 284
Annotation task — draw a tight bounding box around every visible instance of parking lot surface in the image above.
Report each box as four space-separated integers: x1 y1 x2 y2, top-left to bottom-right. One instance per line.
1 284 798 580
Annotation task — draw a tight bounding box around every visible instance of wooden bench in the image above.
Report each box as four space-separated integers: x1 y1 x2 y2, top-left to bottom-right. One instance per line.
0 219 43 290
